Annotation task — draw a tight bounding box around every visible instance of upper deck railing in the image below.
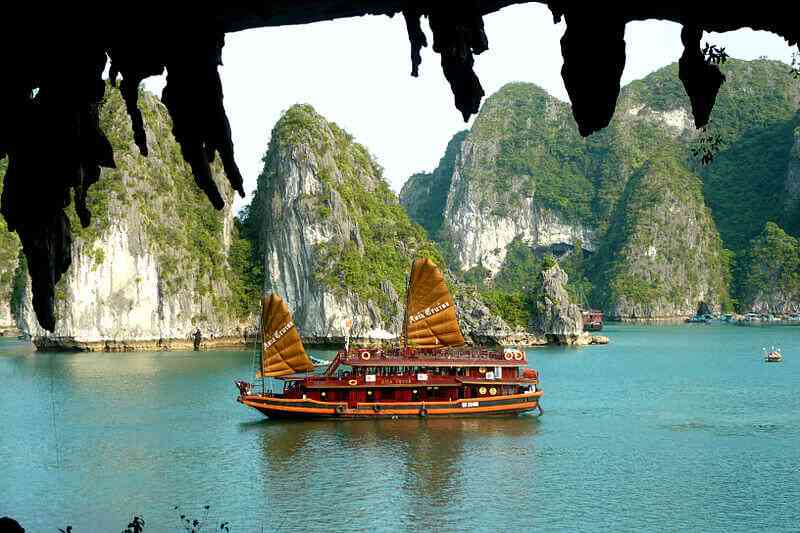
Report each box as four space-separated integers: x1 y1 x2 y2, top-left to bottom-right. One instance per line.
303 371 538 388
338 346 527 364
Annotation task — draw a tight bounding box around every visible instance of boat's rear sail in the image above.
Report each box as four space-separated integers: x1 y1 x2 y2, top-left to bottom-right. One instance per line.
257 293 315 377
404 258 465 348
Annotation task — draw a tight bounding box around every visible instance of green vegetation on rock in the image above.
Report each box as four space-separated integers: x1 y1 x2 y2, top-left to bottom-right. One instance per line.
0 157 22 319
403 58 800 316
457 82 595 222
735 222 800 310
3 85 258 324
400 130 467 240
247 104 447 316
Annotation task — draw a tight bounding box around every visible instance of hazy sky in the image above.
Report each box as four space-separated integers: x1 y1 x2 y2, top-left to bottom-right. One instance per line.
143 4 796 211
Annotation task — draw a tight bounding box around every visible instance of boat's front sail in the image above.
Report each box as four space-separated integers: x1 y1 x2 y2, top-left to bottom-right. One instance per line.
257 293 315 377
403 258 465 348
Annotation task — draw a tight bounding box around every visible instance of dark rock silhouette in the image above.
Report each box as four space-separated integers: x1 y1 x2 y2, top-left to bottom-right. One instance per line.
0 516 24 532
1 2 798 330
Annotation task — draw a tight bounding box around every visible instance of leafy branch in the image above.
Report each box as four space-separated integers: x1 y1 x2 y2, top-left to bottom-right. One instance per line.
691 125 724 165
702 43 728 65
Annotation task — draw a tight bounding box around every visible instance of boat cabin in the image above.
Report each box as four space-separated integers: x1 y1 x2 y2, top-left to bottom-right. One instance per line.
277 347 538 407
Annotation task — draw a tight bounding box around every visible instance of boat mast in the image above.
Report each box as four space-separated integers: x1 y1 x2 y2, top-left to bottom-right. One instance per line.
259 302 266 393
402 259 415 351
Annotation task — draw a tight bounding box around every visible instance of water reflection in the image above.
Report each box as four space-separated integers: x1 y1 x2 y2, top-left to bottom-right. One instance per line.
247 416 540 529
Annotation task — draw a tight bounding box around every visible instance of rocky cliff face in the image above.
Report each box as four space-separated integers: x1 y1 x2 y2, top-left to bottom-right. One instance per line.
454 288 545 346
439 83 596 276
248 104 443 343
403 59 799 319
737 222 800 315
0 158 20 335
784 127 800 236
400 130 467 241
245 104 532 345
531 263 589 344
596 154 730 319
12 87 249 350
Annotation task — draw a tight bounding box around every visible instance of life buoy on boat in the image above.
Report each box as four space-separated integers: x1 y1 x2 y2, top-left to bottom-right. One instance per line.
478 386 487 395
489 387 498 396
361 351 371 360
348 379 358 386
503 352 514 360
514 351 524 361
478 367 487 374
335 405 346 414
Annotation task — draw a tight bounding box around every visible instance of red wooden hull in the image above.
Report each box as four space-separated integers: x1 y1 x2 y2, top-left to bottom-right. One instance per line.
239 390 543 419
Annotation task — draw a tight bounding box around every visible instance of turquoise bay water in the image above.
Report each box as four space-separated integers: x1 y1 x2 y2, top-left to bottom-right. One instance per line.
1 324 799 532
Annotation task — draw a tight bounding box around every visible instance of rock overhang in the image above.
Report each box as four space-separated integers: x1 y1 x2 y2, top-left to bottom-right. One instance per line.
1 1 798 330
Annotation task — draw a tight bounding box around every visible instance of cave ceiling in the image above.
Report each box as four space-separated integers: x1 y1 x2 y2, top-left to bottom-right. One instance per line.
2 1 798 330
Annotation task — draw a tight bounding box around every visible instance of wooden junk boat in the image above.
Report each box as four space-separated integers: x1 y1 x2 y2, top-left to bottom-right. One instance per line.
236 258 543 419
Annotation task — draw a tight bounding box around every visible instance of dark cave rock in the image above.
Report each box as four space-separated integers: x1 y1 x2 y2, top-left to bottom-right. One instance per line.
428 2 489 122
403 7 428 77
0 517 24 533
1 43 109 331
162 32 245 210
679 24 726 129
108 41 166 157
560 9 627 136
1 2 799 330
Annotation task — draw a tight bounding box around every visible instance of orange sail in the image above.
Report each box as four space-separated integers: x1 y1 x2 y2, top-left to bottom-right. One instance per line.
257 293 315 377
404 258 465 348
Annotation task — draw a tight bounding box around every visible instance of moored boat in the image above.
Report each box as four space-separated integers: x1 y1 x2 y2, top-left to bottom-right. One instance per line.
236 258 543 419
685 314 713 323
763 346 783 363
581 309 603 332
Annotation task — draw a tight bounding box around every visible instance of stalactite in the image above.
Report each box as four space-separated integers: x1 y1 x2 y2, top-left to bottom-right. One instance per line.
403 7 428 77
0 44 110 331
1 2 798 332
161 33 245 210
108 44 166 157
428 2 488 122
679 24 726 129
560 9 626 137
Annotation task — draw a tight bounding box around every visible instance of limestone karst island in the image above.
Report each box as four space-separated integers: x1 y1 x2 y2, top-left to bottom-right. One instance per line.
3 60 799 351
2 3 800 531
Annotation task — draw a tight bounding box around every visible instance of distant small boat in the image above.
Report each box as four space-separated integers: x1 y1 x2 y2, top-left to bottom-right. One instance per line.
763 346 783 363
582 309 603 331
685 314 712 324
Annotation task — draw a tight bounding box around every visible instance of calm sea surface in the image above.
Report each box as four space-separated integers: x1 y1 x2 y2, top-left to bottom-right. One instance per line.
2 324 799 532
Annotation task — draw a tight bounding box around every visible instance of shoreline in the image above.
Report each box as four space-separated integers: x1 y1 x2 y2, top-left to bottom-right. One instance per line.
31 335 254 352
24 332 610 353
